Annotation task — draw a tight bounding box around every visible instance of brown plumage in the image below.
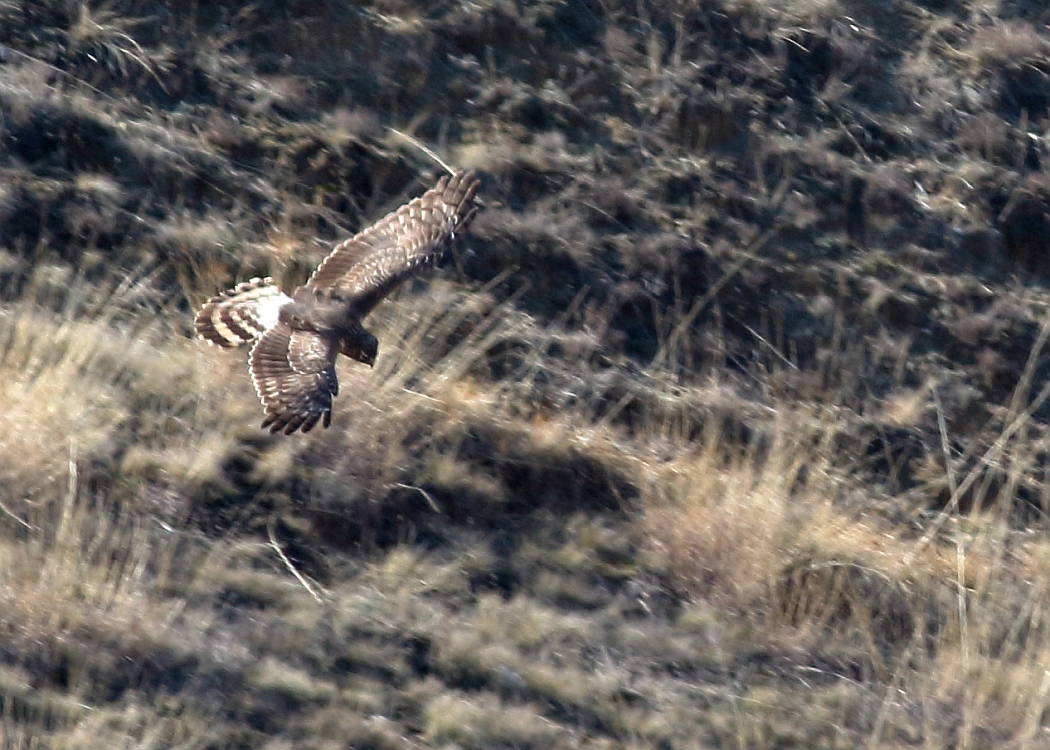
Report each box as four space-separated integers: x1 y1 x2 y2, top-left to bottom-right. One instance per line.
194 171 480 434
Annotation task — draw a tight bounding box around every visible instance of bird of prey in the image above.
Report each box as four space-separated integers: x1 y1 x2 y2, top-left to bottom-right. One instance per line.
194 170 480 434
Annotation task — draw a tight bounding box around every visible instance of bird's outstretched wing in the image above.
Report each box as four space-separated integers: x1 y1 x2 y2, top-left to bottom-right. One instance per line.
248 322 339 434
304 170 480 315
194 277 291 348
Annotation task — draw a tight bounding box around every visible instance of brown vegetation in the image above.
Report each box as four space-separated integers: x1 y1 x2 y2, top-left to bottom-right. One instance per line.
3 0 1050 747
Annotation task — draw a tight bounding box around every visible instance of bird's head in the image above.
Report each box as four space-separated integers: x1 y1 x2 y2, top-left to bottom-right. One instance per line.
340 330 378 367
359 332 378 367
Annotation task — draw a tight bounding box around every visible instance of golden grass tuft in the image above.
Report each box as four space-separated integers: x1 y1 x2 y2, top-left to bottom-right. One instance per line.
424 691 567 749
965 21 1050 72
637 408 839 607
0 306 124 512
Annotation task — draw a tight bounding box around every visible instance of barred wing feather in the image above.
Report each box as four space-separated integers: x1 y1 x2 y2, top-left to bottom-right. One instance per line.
305 171 479 314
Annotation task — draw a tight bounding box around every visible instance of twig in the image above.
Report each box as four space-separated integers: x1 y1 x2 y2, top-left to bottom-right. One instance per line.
0 500 33 531
393 483 443 513
68 440 78 502
906 312 1050 565
866 632 920 748
267 520 323 603
654 225 779 368
389 128 456 176
933 388 969 673
903 388 962 562
726 313 798 370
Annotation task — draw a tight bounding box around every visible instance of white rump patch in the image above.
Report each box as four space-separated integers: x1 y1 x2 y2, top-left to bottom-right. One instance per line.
253 291 292 330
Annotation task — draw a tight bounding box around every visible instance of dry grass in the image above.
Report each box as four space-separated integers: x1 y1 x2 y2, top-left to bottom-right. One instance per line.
2 248 1048 748
4 0 1050 747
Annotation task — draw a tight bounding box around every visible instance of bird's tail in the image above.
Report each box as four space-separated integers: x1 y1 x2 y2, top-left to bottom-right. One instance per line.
194 277 291 348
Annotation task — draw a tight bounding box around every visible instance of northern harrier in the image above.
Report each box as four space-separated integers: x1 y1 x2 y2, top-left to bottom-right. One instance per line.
195 171 480 434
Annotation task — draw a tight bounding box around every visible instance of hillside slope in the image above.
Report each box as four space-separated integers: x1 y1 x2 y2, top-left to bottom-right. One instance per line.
2 0 1050 747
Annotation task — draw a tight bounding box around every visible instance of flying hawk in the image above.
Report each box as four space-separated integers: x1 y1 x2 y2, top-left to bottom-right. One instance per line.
195 170 480 434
